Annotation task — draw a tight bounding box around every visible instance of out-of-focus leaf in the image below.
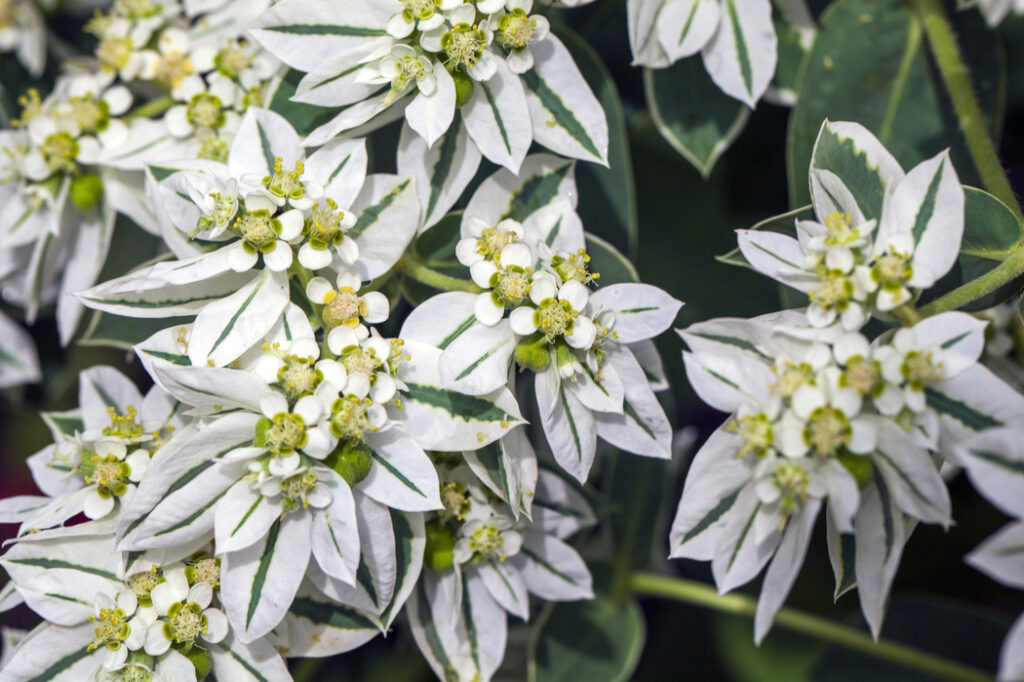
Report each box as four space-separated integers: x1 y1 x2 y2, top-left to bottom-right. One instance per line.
557 24 638 257
266 69 341 138
766 0 817 106
787 0 1004 207
644 58 749 178
528 592 645 682
714 612 824 682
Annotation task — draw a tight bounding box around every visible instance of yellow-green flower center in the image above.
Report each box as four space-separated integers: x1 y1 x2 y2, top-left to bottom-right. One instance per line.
823 211 858 247
197 134 229 162
841 357 880 395
255 412 307 455
88 606 130 652
401 0 440 22
69 96 110 134
773 462 810 516
235 209 281 253
277 355 321 399
470 525 506 561
804 406 851 457
439 482 470 522
164 601 206 646
40 132 79 174
490 266 531 307
97 35 133 70
329 395 374 440
534 298 575 342
281 470 320 513
442 24 486 70
154 52 193 90
128 568 161 607
262 156 306 201
104 405 145 439
773 361 814 398
872 252 913 291
342 347 381 376
728 413 774 458
901 350 944 390
551 250 598 284
186 556 221 587
477 226 518 262
305 198 346 249
809 269 853 310
496 8 536 50
322 288 364 328
215 44 252 78
187 93 225 129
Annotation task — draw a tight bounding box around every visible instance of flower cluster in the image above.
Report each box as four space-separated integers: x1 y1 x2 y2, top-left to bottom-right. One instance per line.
671 120 1024 643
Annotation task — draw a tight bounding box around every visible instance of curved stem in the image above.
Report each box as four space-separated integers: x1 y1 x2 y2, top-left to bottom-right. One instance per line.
399 254 482 294
918 246 1024 317
912 0 1024 223
630 572 993 682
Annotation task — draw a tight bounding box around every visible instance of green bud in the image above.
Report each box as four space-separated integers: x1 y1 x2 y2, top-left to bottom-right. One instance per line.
424 519 455 572
452 70 475 108
514 335 550 372
324 439 374 486
838 451 873 488
70 173 103 210
183 647 213 680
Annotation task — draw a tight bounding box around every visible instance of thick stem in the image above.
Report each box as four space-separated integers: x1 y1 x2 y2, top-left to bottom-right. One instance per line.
630 572 993 682
918 246 1024 316
912 0 1024 222
399 254 483 294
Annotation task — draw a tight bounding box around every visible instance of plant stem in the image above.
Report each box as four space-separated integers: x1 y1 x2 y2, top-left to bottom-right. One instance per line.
630 572 993 682
912 0 1024 223
128 96 174 119
918 246 1024 316
399 254 482 294
892 304 920 326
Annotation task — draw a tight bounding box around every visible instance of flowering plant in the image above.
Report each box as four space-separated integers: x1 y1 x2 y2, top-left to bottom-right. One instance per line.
1 0 1024 680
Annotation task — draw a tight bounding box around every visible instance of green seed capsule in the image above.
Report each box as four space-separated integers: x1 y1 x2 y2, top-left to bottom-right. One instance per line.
424 519 455 572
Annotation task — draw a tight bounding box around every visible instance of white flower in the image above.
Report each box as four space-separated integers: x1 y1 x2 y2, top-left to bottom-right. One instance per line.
144 567 228 656
488 0 550 74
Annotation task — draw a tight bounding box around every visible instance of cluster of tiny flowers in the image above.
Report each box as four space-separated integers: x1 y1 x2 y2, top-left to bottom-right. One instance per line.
671 120 1024 646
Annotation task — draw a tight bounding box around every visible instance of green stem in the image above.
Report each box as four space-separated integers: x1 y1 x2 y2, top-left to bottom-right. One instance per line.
918 246 1024 317
399 254 482 294
891 304 920 326
912 0 1024 223
128 95 174 119
630 572 993 682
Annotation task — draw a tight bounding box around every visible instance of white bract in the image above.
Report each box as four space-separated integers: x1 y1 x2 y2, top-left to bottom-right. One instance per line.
627 0 777 106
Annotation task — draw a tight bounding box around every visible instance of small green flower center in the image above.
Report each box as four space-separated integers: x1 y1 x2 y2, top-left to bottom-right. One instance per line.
104 405 145 439
197 134 229 162
470 525 506 561
88 606 130 652
401 0 440 21
40 132 79 174
387 338 407 374
496 8 536 50
343 347 381 376
872 252 913 291
165 601 206 646
215 44 252 78
439 482 470 522
901 350 943 390
773 462 810 516
305 198 346 249
809 269 853 309
551 250 598 284
117 664 154 682
128 568 161 607
117 0 161 19
490 266 531 307
186 557 221 587
262 156 306 201
280 471 320 513
727 413 774 458
442 24 487 70
534 298 575 342
773 362 814 398
187 93 225 129
69 96 110 134
322 288 364 328
255 412 307 455
154 52 193 90
235 208 281 253
329 396 374 440
841 357 880 395
97 35 133 70
823 211 858 247
84 454 131 498
198 191 236 232
804 406 851 457
277 355 321 400
477 226 519 262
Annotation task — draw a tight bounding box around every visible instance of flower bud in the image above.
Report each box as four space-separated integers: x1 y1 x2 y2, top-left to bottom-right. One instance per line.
424 519 455 571
325 439 374 486
453 70 475 108
70 173 103 210
838 451 874 488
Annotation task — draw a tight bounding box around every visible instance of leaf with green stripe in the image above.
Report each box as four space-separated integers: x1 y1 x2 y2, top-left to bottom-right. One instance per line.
350 174 421 279
222 513 312 640
265 68 344 138
522 35 608 164
958 427 1024 519
464 428 535 516
380 509 425 628
463 59 532 172
249 0 393 72
40 410 83 440
398 116 481 231
438 319 516 396
788 0 1002 209
282 588 381 657
78 265 256 319
362 430 443 512
1 624 99 682
397 341 523 451
826 508 858 600
80 310 192 351
187 268 289 368
699 0 776 107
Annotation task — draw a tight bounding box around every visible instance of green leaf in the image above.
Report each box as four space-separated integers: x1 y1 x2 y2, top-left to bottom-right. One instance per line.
767 0 816 105
787 0 1004 208
557 24 639 256
923 187 1024 310
402 212 466 306
586 234 638 286
528 592 645 682
644 58 750 178
267 69 342 138
79 312 191 350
